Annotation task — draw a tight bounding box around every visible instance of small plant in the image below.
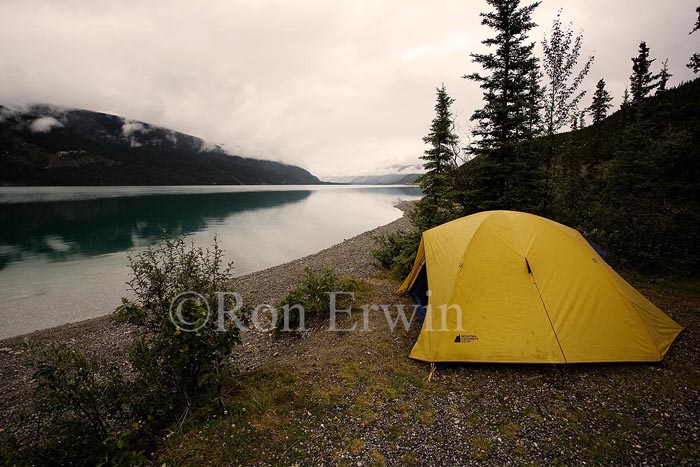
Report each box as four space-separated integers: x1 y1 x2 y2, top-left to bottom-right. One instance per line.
276 267 358 330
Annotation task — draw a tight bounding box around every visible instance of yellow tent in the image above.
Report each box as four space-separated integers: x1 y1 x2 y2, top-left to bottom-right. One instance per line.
398 211 682 363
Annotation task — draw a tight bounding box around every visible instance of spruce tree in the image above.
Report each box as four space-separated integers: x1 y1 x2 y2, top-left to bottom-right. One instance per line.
570 113 579 131
688 6 700 73
417 84 459 210
524 68 545 138
657 59 672 94
463 0 543 213
630 41 658 102
589 78 613 124
621 87 631 109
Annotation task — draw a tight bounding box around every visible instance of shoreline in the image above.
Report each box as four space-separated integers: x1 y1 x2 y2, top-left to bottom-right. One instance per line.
0 200 414 421
0 200 414 347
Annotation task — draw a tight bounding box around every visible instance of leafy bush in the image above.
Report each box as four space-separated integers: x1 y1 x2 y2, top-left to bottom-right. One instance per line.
372 229 422 280
276 267 358 330
114 236 244 413
1 344 147 467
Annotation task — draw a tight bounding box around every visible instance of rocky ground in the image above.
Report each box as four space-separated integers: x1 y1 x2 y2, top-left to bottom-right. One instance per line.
2 201 699 466
157 276 700 467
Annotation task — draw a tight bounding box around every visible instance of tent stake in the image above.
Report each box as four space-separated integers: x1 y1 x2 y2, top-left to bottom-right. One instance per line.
427 362 436 382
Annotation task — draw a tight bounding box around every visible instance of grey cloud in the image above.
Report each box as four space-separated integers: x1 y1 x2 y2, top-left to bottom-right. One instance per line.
0 0 696 177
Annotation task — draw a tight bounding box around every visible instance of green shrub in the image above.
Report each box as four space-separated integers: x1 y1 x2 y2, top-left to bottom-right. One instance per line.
372 229 422 279
1 344 147 467
114 236 244 414
276 267 358 330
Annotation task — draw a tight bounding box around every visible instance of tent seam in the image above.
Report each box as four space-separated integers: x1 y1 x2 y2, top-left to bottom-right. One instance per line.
554 227 662 360
528 258 568 363
534 220 662 360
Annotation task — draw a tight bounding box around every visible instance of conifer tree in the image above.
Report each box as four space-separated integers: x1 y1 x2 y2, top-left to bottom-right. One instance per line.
570 113 579 131
417 84 459 209
657 59 672 94
621 87 631 109
630 41 658 102
524 68 545 138
463 0 543 212
589 78 613 124
688 6 700 73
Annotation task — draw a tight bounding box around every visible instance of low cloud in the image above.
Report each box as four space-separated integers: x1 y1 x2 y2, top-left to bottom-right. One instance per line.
30 116 63 133
198 140 220 153
121 120 146 138
121 120 146 147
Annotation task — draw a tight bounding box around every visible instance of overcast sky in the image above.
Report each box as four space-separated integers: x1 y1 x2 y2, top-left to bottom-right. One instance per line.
0 1 697 178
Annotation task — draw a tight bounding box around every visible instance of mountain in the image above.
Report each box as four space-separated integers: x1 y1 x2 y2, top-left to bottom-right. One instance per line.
325 173 420 185
0 104 321 186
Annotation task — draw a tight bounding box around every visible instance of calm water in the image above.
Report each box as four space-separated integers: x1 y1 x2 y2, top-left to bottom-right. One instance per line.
0 185 421 339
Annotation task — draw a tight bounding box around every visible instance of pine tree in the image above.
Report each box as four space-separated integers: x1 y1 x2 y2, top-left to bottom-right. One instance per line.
621 87 631 109
524 68 545 138
589 78 613 124
657 59 672 94
463 0 544 212
630 41 658 102
689 54 700 74
688 6 700 73
570 113 579 131
417 84 459 209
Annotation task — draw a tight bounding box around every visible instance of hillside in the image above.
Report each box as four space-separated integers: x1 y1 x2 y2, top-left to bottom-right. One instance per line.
0 105 321 186
536 77 700 273
448 78 700 275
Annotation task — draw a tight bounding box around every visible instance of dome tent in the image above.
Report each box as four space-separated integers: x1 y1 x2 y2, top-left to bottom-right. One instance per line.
399 211 682 363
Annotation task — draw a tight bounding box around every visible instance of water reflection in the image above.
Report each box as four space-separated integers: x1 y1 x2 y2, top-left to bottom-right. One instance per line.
0 185 421 338
0 190 312 268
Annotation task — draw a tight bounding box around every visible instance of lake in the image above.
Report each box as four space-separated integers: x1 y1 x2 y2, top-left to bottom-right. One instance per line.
0 185 421 339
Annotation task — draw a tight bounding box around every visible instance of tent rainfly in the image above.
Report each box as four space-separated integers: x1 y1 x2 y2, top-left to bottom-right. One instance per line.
399 211 682 363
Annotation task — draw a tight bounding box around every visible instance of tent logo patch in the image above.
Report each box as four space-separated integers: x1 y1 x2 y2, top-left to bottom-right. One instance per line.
454 334 478 343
